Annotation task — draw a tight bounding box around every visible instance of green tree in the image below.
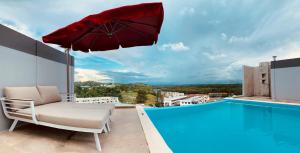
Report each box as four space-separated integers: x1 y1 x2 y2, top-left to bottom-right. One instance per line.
136 90 147 104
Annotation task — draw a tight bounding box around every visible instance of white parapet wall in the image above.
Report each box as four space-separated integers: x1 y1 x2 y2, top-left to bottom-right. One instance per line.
0 25 74 131
271 58 300 101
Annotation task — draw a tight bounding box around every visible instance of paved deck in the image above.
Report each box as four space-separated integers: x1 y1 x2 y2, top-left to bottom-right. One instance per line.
0 108 149 153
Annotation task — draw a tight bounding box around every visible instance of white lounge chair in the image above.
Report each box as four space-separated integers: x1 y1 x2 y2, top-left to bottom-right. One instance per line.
0 86 114 152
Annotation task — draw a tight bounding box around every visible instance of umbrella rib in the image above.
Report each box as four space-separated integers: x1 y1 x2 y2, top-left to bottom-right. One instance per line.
69 28 94 48
109 22 114 32
72 25 106 46
111 22 121 45
89 34 100 50
109 20 156 37
92 25 107 34
119 20 157 28
111 21 118 32
111 21 127 35
104 24 110 34
117 22 155 38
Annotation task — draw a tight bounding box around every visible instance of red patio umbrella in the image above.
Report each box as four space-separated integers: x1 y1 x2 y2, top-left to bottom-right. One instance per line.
42 2 164 94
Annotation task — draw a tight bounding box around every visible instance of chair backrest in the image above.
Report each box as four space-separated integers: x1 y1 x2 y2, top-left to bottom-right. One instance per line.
4 86 43 108
37 86 62 104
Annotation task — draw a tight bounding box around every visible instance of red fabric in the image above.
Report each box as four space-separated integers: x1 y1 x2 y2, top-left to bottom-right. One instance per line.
42 2 164 52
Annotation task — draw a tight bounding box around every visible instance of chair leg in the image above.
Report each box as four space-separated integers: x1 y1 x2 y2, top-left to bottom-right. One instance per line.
106 122 111 132
103 125 108 133
94 133 102 152
9 119 18 132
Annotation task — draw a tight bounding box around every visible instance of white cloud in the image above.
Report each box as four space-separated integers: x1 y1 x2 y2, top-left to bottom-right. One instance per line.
179 7 195 16
111 69 132 73
159 42 190 52
203 52 227 60
225 43 300 68
228 36 250 43
208 20 221 25
221 33 227 40
75 68 111 82
0 19 36 39
200 10 208 16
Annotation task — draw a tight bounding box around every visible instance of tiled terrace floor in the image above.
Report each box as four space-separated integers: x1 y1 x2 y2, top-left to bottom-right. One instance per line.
0 108 149 153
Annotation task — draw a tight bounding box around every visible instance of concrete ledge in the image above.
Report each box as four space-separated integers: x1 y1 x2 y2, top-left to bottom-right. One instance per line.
136 105 172 153
115 103 136 109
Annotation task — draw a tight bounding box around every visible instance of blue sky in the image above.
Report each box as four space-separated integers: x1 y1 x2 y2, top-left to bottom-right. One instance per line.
1 0 300 85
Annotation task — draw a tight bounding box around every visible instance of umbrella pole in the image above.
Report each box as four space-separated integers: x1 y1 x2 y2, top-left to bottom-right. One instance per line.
65 48 71 101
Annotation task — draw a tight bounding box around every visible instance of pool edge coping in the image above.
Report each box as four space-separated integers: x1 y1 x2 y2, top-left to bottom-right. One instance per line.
136 105 173 153
225 97 300 106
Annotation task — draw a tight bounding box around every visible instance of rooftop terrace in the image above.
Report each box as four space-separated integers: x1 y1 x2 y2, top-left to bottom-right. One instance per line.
0 108 149 153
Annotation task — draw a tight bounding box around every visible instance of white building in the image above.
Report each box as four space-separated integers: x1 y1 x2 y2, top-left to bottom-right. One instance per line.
161 91 185 98
174 94 210 106
163 95 186 106
163 93 210 107
76 97 119 104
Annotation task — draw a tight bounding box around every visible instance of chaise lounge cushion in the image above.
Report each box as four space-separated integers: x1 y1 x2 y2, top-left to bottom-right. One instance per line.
59 102 115 115
4 87 43 108
18 102 110 129
37 86 62 104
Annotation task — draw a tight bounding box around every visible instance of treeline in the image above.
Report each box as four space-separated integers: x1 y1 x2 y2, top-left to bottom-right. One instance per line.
75 83 122 99
117 83 153 93
74 82 157 104
156 84 242 95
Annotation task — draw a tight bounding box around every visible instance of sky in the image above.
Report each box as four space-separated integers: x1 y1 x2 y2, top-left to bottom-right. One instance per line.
1 0 300 85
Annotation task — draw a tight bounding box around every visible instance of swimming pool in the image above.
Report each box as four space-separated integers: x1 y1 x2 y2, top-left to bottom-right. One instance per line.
145 99 300 153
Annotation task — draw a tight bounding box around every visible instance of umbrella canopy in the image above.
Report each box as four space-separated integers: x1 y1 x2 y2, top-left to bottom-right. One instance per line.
42 2 164 52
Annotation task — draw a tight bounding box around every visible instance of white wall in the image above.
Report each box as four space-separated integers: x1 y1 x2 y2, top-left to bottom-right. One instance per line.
0 45 38 130
0 46 37 91
271 67 300 101
37 56 74 93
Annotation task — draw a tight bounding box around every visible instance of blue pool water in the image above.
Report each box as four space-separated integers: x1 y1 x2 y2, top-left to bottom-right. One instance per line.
145 100 300 153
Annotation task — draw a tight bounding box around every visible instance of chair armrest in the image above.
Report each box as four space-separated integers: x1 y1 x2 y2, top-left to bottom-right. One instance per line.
0 98 38 124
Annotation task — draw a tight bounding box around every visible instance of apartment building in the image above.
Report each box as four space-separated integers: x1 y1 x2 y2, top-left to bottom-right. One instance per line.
161 91 185 98
243 62 271 97
163 94 210 106
243 57 300 101
163 95 186 106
